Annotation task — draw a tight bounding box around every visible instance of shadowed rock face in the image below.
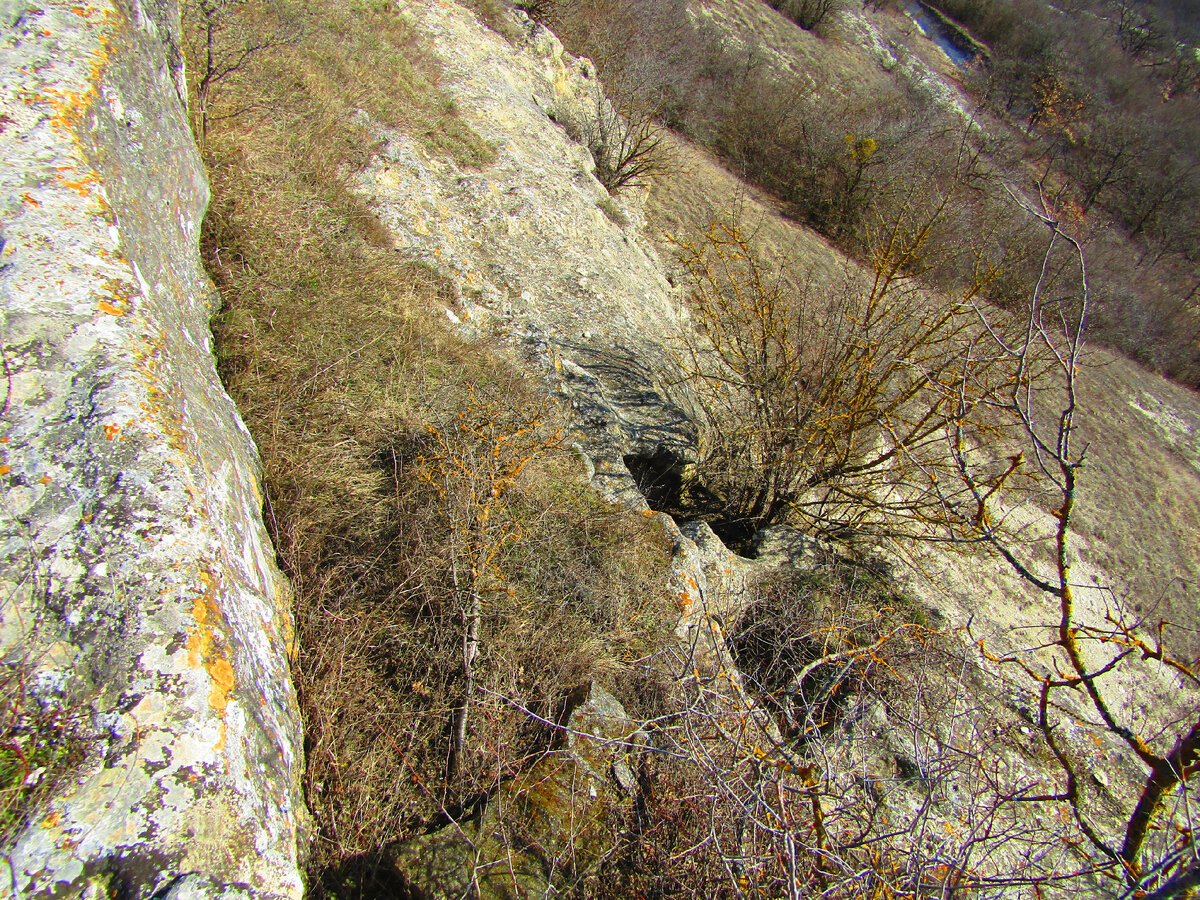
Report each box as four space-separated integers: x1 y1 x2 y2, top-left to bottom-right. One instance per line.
0 2 307 897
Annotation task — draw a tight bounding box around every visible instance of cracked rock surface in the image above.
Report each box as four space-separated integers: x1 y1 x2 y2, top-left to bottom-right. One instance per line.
0 1 306 896
356 3 704 507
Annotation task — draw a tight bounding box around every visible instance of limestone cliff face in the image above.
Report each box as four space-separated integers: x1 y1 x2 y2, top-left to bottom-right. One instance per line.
355 4 704 506
0 2 306 897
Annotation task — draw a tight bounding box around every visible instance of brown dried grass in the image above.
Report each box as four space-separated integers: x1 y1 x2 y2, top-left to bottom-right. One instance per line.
186 0 675 894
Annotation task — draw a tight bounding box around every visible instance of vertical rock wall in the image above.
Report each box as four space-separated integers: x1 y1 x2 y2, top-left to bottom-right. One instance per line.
0 1 306 896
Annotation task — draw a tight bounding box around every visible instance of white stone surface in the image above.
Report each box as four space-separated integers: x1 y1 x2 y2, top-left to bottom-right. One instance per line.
0 1 306 896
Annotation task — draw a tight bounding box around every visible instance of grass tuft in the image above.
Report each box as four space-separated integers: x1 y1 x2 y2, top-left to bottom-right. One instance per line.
0 665 89 850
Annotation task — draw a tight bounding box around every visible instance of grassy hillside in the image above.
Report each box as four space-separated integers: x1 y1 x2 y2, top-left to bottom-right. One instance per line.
185 0 1200 895
544 0 1199 385
184 0 677 892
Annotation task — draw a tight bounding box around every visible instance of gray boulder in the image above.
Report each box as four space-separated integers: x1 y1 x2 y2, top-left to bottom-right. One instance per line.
0 1 307 896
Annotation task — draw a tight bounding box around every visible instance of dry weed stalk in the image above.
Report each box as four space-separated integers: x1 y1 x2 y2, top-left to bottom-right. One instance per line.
415 384 563 782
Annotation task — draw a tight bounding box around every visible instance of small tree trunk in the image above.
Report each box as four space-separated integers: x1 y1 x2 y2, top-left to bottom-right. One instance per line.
448 527 489 784
448 587 481 782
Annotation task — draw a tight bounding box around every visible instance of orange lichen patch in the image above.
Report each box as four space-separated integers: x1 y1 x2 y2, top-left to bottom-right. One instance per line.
36 4 122 137
185 568 238 750
22 193 40 208
676 572 700 612
138 386 190 457
39 475 52 485
0 466 10 476
58 171 101 198
99 275 138 309
185 574 216 667
42 84 98 136
98 300 123 316
207 658 236 713
103 423 121 439
128 333 199 462
41 812 62 828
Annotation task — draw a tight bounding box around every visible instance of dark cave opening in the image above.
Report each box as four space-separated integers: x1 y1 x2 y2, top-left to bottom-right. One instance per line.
623 449 759 557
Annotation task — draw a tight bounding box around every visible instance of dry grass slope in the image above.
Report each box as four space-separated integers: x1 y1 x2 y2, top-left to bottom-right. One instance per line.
183 0 1200 895
184 0 675 894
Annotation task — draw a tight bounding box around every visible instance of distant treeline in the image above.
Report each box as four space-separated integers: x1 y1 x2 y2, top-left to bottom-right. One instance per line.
928 0 1199 382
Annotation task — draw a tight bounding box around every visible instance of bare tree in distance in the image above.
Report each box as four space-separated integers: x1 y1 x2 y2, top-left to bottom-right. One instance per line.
183 0 302 141
577 79 669 193
767 0 844 31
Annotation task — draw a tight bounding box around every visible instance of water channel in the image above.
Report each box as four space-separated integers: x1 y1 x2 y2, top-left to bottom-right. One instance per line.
906 2 982 68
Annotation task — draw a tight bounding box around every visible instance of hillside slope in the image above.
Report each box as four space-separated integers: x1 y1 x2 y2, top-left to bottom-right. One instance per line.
3 0 1197 897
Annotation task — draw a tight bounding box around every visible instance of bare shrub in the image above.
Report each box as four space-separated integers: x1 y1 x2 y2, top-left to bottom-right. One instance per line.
411 384 565 780
574 81 669 193
766 0 844 32
671 201 1031 539
515 0 555 22
946 189 1200 898
546 0 716 191
544 0 741 153
183 0 303 141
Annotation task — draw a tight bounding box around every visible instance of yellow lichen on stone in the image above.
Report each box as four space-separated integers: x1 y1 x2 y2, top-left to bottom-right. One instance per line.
186 571 217 666
131 333 199 461
207 658 236 713
41 1 121 137
185 568 237 750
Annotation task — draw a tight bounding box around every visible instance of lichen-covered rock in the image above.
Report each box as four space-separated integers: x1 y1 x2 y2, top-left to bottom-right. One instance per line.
389 684 643 899
0 1 306 896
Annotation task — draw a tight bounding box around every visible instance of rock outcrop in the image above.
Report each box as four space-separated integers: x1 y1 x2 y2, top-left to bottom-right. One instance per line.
5 0 1197 894
0 2 306 896
355 5 703 508
388 683 647 899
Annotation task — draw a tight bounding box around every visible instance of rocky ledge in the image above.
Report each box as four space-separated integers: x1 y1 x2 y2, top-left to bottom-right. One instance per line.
0 2 307 896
